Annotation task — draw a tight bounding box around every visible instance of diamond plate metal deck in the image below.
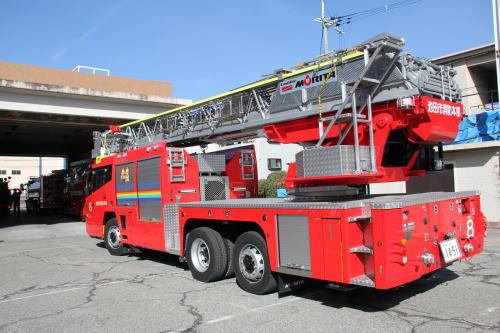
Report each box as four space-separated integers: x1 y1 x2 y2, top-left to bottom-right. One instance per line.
178 191 479 210
194 154 226 173
296 145 372 177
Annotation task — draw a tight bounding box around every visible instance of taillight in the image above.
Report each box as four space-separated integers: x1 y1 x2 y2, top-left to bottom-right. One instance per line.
463 244 474 253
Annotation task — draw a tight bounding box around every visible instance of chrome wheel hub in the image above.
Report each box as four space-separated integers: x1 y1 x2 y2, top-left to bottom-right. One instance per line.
239 244 264 282
191 238 210 272
107 226 121 249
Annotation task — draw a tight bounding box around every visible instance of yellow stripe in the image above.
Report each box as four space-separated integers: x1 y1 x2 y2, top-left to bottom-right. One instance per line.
120 51 364 128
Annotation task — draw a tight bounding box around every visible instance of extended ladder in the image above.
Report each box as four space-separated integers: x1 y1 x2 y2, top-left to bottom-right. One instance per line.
93 33 457 159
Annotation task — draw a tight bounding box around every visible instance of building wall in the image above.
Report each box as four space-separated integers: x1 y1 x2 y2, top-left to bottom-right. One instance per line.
443 147 500 223
0 156 65 189
0 61 172 98
253 138 303 179
434 46 496 115
451 58 495 114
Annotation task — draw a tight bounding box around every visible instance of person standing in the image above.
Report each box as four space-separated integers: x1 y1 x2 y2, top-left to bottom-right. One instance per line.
11 189 21 217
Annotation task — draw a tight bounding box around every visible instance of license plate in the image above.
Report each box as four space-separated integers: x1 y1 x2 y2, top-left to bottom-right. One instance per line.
439 238 462 263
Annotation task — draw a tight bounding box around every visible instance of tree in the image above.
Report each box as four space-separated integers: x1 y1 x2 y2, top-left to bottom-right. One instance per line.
258 171 287 198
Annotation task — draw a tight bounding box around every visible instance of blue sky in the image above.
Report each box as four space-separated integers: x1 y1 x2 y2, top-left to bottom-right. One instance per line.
0 0 494 101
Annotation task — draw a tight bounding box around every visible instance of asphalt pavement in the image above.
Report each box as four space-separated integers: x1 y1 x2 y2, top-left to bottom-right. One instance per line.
0 212 499 332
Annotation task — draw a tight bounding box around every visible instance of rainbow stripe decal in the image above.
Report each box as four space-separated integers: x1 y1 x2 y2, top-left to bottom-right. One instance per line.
116 191 161 201
116 191 137 201
137 190 161 200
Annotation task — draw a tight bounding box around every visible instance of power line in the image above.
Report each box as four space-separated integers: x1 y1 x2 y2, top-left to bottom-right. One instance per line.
316 0 424 53
334 0 423 25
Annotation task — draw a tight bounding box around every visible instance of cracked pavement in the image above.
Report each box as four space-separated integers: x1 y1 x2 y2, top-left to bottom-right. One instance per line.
0 215 499 333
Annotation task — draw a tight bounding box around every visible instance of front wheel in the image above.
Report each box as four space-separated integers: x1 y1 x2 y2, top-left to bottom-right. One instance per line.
233 231 277 295
104 218 126 256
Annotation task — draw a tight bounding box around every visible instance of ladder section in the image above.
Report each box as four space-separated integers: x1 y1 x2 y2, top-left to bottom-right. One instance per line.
315 36 404 174
240 150 255 180
167 148 187 182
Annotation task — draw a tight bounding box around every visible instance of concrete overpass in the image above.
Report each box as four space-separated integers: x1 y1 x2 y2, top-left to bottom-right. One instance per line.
0 61 190 160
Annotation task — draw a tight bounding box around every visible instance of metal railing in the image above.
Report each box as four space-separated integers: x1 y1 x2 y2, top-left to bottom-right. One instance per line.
72 65 110 76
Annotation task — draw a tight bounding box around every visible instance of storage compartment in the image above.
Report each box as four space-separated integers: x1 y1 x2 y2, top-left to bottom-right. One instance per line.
277 215 311 271
296 145 371 177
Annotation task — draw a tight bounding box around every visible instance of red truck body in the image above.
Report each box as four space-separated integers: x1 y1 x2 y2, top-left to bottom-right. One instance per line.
85 148 258 252
83 34 486 294
84 96 486 293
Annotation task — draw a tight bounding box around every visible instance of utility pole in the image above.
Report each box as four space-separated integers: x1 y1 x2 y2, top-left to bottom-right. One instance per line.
314 0 341 54
493 0 500 103
322 0 329 53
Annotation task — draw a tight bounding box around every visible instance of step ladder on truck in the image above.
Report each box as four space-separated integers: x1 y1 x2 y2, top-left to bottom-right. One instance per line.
84 33 486 295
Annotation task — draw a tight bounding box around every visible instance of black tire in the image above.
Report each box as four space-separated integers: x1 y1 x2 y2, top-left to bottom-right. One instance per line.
186 227 228 282
233 231 277 295
223 237 235 279
104 218 126 256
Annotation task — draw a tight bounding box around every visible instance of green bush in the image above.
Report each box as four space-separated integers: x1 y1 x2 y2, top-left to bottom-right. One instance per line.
258 179 267 197
258 171 287 198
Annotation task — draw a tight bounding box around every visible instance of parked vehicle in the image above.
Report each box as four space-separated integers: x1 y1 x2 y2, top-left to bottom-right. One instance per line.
25 170 65 213
84 34 486 295
64 160 90 218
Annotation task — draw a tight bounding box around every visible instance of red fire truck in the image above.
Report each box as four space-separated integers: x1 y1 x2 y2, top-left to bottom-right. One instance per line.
26 170 66 213
84 34 486 295
24 161 90 217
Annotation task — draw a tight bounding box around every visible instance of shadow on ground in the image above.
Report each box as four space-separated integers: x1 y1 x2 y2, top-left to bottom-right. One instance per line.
95 239 459 311
0 211 81 229
283 268 459 311
96 241 189 270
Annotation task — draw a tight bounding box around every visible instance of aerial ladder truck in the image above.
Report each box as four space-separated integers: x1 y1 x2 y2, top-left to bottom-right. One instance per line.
84 33 485 295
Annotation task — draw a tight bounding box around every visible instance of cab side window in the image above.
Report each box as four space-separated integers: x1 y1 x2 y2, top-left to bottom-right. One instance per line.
87 165 112 194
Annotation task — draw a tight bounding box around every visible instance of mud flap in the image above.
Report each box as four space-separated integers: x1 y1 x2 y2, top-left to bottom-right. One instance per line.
278 273 315 298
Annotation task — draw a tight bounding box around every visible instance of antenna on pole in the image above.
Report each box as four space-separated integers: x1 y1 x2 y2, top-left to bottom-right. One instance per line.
314 0 343 54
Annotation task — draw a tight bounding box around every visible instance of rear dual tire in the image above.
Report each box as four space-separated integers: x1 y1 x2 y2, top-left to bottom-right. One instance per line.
186 227 228 282
233 231 277 295
186 228 277 294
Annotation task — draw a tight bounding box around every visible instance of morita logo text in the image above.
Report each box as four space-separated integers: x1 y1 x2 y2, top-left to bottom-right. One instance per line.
279 68 336 95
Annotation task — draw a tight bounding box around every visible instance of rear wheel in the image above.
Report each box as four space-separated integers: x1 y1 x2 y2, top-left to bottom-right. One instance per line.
104 218 126 256
233 231 277 295
186 227 228 282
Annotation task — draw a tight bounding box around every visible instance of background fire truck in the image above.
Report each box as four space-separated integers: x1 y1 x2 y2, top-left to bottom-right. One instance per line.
24 160 90 216
64 160 90 217
25 170 65 213
84 33 486 295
